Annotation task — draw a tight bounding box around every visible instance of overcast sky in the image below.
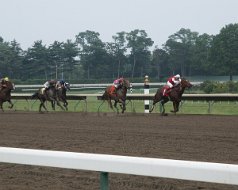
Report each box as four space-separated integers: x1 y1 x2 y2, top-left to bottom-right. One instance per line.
1 0 238 50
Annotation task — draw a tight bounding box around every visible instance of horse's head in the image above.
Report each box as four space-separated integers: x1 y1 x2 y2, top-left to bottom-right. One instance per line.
6 81 15 90
122 79 130 89
181 78 192 89
63 82 70 91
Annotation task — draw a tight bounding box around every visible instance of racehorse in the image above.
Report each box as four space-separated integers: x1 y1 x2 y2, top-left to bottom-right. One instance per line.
32 86 65 113
56 82 70 111
100 79 130 113
0 81 15 112
149 78 192 116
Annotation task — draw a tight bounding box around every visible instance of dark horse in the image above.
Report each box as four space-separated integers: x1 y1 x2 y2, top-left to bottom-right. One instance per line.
56 82 70 111
149 78 192 115
0 81 15 112
32 86 65 113
100 79 130 113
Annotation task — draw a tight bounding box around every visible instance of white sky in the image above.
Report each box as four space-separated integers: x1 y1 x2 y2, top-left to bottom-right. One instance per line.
1 0 238 50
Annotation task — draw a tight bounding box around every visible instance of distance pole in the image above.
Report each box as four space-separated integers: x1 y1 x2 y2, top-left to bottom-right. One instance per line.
144 75 150 113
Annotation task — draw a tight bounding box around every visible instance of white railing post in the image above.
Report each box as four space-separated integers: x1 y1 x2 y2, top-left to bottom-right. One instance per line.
144 75 150 113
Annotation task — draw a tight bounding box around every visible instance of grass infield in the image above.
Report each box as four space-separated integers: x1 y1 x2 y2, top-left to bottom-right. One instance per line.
2 96 238 115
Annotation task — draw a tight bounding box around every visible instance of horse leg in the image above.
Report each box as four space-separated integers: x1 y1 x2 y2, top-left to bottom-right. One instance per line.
108 99 113 110
64 100 68 111
0 102 4 112
56 100 65 111
149 99 160 113
171 102 176 113
7 100 14 109
118 99 126 114
171 101 179 113
160 100 166 116
114 101 119 114
175 102 180 112
121 101 126 113
149 103 155 113
51 101 56 110
40 100 48 113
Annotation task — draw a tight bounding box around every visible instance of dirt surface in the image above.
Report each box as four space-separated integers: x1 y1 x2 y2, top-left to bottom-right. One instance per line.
0 111 238 190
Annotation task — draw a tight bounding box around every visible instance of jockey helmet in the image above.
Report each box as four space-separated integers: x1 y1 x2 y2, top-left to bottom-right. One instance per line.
175 74 180 79
60 80 65 85
4 77 9 81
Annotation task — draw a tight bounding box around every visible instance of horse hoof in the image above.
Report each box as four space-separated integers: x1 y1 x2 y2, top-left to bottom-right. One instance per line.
161 113 168 116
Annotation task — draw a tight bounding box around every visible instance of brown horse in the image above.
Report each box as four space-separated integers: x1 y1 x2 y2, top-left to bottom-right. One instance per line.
149 78 192 115
0 81 15 112
100 79 130 113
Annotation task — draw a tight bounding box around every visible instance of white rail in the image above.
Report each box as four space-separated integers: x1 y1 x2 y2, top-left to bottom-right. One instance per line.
0 147 238 186
15 82 202 89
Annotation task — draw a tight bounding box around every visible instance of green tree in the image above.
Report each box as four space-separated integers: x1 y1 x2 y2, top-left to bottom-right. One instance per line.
108 31 127 78
23 40 49 80
151 47 169 81
191 33 213 75
210 23 238 80
48 41 65 79
0 38 23 79
126 29 154 78
75 30 109 79
61 40 79 80
164 28 198 76
9 40 24 79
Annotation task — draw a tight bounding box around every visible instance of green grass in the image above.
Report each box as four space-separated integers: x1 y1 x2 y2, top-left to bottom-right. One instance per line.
2 97 238 115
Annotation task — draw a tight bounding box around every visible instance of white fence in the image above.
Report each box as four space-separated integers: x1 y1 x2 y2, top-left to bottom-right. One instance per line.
15 82 202 92
0 147 238 190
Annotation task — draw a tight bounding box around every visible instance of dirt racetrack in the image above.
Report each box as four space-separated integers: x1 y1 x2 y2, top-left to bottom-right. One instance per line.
0 111 238 190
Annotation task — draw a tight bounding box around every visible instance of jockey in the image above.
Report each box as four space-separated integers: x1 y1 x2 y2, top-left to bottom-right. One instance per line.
163 74 181 96
43 80 56 93
1 77 9 86
0 77 9 91
112 77 124 95
56 80 65 89
113 77 124 89
2 77 9 82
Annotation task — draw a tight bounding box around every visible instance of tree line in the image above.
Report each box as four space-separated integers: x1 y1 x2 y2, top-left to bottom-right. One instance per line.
0 23 238 83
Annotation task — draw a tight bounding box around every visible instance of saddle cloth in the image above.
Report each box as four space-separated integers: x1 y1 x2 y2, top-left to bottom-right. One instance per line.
109 86 117 96
162 85 170 97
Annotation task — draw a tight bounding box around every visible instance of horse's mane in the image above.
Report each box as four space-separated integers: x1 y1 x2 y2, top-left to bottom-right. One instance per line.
122 79 130 89
5 81 14 89
172 78 192 95
0 81 14 92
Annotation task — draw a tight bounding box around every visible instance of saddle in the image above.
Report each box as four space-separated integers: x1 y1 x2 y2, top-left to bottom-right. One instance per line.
40 86 54 95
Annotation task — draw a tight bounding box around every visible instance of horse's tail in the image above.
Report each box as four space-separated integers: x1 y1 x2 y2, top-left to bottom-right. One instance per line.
101 86 112 100
31 91 39 99
101 91 108 100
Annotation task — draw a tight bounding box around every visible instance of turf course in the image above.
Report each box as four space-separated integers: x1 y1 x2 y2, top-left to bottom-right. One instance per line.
3 96 238 115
